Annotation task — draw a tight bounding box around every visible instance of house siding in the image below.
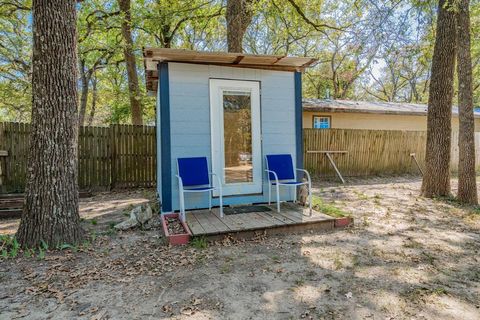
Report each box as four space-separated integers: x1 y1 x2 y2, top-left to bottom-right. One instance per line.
303 111 480 131
160 62 297 211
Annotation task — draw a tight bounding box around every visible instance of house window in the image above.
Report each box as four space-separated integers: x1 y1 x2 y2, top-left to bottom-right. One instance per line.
313 116 331 129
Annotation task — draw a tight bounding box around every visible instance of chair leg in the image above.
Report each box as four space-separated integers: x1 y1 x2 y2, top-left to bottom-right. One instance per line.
219 190 224 218
276 184 280 213
208 190 212 211
294 185 297 203
179 190 186 222
308 183 312 216
268 184 271 205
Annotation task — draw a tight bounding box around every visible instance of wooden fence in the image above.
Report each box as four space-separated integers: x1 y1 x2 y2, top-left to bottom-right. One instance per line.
0 123 156 192
304 128 480 177
2 123 479 192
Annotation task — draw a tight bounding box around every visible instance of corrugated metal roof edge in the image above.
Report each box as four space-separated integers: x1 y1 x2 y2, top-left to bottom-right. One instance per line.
302 99 480 118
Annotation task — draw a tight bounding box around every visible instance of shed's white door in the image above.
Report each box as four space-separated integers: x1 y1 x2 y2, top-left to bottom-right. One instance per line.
210 79 262 196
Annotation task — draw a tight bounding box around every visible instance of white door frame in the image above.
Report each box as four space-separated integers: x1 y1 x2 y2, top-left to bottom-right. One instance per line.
210 79 262 196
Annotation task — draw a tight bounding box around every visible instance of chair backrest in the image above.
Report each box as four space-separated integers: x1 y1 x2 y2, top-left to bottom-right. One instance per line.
177 157 210 187
266 154 295 180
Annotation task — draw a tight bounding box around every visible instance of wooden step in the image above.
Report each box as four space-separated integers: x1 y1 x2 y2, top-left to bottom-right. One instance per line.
0 191 92 199
0 199 23 209
0 208 22 219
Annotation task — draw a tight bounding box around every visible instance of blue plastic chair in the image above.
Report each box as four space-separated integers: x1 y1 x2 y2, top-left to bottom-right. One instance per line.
176 157 223 222
265 154 312 214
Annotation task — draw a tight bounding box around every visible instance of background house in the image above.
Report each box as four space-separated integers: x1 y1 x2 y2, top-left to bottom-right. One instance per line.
303 99 480 131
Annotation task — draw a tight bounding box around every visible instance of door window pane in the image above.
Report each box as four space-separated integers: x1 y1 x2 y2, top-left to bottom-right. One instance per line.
223 91 253 184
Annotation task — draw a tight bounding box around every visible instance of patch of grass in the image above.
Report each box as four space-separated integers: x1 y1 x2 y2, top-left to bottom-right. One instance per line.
220 263 232 274
37 248 46 260
403 286 448 300
0 235 20 259
90 219 98 225
403 239 422 249
422 251 436 265
385 208 392 218
305 270 316 279
434 195 458 205
351 255 360 268
471 206 480 215
294 278 305 286
90 231 97 242
333 256 343 270
24 248 35 258
271 255 281 263
191 236 208 249
101 223 117 237
312 196 350 218
432 287 448 295
353 190 369 200
362 216 370 227
58 243 75 250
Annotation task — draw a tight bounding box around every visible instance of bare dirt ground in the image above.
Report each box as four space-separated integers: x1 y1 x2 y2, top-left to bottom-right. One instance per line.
1 176 479 320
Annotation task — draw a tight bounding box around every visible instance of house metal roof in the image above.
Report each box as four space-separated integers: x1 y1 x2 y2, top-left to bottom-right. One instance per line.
303 99 480 118
143 48 317 92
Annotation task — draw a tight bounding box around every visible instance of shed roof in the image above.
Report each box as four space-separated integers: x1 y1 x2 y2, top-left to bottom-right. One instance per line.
144 48 317 92
303 98 480 118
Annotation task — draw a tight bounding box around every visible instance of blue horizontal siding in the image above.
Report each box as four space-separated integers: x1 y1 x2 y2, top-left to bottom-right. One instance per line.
165 62 297 211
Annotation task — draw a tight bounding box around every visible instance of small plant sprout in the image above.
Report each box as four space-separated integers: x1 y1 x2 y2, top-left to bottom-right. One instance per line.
191 236 208 249
0 235 20 259
271 255 281 263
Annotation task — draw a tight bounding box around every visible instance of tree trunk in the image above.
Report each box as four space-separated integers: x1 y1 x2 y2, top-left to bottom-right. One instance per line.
88 71 98 126
118 0 143 125
421 0 456 198
456 0 478 204
79 59 89 126
226 0 255 52
17 0 83 248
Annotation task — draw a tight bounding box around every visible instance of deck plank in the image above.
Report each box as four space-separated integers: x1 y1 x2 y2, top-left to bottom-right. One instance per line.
277 203 333 222
192 211 218 234
251 212 285 227
230 212 262 229
264 210 299 224
275 210 305 223
254 212 286 226
186 213 205 235
204 211 232 233
219 215 247 231
222 212 252 230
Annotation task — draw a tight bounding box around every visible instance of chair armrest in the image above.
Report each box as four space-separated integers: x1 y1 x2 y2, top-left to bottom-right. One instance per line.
209 172 222 191
175 174 184 189
295 168 311 184
265 169 279 184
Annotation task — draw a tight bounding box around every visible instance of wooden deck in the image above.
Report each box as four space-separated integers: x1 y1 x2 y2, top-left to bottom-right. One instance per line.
186 202 344 239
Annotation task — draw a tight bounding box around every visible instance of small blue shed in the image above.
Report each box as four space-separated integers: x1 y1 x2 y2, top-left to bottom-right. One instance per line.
144 48 317 213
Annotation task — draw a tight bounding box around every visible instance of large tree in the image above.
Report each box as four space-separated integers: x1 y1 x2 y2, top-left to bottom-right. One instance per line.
226 0 256 52
118 0 143 125
16 0 83 247
421 0 457 198
456 0 478 204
